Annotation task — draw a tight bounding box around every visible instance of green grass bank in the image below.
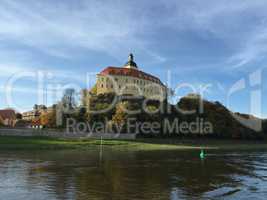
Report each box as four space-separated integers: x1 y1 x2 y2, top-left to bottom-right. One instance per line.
0 136 267 151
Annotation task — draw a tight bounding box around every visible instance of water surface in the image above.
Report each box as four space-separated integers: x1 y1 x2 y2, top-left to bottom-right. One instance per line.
0 148 266 200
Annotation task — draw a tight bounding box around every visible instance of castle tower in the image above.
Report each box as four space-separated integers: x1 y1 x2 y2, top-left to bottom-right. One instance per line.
124 53 138 69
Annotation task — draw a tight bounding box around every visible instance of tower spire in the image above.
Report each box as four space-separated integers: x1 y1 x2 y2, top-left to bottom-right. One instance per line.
124 53 138 69
128 53 134 62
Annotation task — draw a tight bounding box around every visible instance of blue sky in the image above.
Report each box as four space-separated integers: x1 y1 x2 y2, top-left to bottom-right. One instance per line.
0 0 267 118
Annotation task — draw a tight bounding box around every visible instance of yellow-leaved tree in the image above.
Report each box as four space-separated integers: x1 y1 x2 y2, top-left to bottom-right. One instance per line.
40 110 57 128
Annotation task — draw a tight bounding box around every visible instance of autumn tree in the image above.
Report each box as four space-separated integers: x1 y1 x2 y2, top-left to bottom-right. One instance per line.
0 116 4 127
40 110 57 128
111 102 129 132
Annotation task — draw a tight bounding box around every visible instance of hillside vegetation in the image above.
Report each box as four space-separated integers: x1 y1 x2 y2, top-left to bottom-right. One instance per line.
76 93 265 139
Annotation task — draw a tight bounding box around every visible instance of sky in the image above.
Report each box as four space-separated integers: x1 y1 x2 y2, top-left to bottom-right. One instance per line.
0 0 267 118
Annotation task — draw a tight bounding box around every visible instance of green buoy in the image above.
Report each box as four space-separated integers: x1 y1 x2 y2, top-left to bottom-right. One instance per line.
200 149 205 159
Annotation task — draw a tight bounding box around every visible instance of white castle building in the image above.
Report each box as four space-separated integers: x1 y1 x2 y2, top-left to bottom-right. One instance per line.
96 54 167 101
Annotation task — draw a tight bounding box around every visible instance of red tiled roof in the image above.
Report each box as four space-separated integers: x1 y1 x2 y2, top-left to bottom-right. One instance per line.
99 66 165 86
0 109 16 120
32 118 41 126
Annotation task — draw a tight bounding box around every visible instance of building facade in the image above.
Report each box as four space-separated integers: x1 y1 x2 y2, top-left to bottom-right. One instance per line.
0 109 16 127
96 54 167 101
22 105 56 121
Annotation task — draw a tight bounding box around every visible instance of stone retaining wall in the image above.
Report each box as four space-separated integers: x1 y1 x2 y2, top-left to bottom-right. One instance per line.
0 128 136 140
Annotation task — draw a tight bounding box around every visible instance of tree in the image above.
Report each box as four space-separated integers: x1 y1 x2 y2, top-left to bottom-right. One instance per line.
0 116 4 127
40 110 56 128
16 113 22 120
62 88 76 111
90 85 97 95
112 102 128 127
34 104 38 110
75 107 87 122
263 120 267 135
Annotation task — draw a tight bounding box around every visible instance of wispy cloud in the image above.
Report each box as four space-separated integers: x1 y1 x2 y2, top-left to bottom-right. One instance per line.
228 25 267 68
162 0 267 68
1 0 267 116
1 0 267 67
0 0 163 61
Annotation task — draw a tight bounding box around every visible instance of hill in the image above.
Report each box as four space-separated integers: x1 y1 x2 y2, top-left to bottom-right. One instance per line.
177 95 264 139
77 93 265 139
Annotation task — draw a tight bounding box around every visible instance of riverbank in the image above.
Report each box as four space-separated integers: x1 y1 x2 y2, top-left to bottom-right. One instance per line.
0 136 267 151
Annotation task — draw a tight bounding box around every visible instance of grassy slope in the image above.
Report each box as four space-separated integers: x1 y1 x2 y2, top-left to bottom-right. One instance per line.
0 136 267 151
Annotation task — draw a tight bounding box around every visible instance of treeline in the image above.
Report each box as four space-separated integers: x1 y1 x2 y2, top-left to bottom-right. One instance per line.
263 120 267 134
35 92 266 140
56 93 266 140
177 97 265 139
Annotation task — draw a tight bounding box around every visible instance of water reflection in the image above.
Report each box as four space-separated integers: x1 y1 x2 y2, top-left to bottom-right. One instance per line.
0 149 266 200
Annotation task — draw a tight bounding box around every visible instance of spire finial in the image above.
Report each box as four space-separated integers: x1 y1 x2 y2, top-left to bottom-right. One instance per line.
124 53 138 69
128 53 134 62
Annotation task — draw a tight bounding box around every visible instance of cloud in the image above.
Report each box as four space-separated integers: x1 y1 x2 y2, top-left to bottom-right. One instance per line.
228 25 267 68
1 0 267 68
160 0 267 68
0 64 30 76
1 0 267 116
0 47 88 84
0 48 35 76
0 62 88 87
0 0 162 61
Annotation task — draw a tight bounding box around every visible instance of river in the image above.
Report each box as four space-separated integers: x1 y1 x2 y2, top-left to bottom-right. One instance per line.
0 148 266 200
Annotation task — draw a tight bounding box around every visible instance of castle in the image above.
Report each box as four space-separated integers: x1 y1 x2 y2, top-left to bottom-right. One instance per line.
95 54 167 101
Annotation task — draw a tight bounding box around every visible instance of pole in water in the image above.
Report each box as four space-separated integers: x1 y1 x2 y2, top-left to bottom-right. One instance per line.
99 136 103 164
200 149 205 159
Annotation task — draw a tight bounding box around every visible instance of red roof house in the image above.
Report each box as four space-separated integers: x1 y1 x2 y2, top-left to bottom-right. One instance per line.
0 109 16 127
